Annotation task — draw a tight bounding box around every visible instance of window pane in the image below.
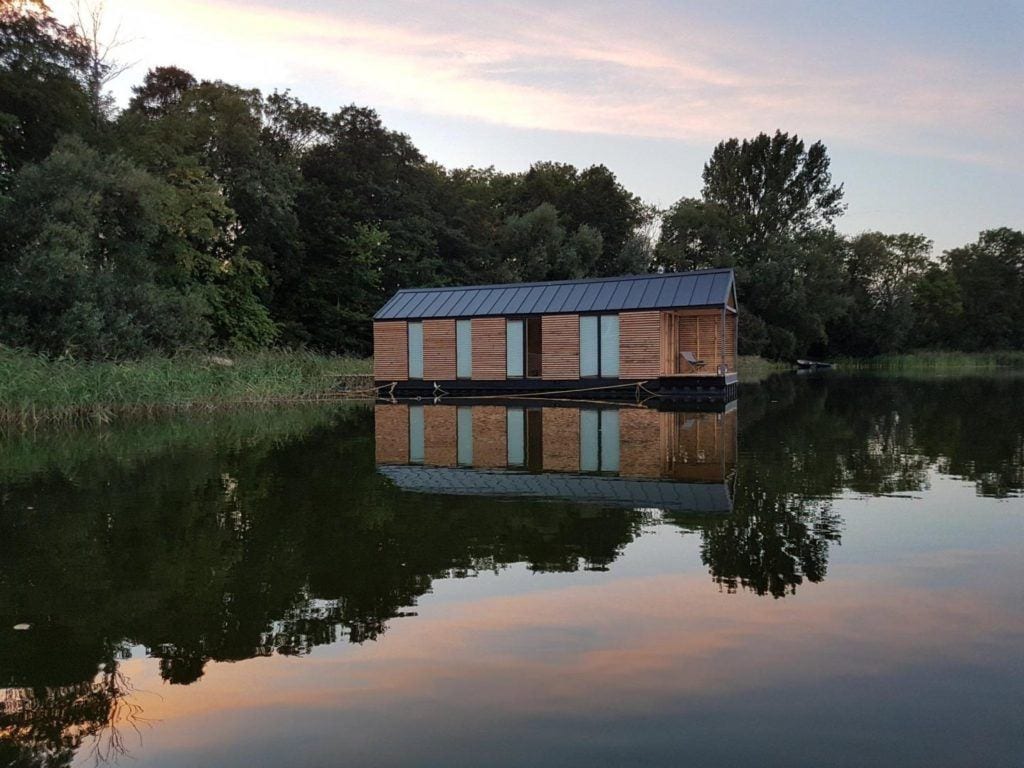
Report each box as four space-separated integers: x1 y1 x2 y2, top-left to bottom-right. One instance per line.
506 320 524 377
456 320 472 378
457 407 473 465
580 409 600 472
409 406 424 463
600 409 620 472
580 316 598 377
507 407 525 466
408 322 423 379
600 315 619 378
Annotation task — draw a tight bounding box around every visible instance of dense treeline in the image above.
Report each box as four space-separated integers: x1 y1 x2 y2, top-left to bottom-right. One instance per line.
1 1 1021 360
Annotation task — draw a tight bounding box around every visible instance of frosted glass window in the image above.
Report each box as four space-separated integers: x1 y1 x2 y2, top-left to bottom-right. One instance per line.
579 316 599 377
506 320 524 377
507 407 525 466
409 406 424 463
456 320 472 379
457 407 473 465
600 315 620 378
407 322 423 379
600 409 620 472
580 409 600 472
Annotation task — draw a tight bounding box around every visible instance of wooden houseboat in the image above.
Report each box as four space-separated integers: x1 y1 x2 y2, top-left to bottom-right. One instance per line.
374 402 738 513
373 268 739 401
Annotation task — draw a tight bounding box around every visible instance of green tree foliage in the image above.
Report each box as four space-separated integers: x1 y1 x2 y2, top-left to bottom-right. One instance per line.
0 137 212 356
828 232 932 355
0 0 91 176
943 228 1024 350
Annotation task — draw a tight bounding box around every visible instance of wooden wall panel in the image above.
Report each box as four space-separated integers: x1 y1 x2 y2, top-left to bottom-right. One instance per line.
542 408 580 472
725 313 737 372
423 406 457 467
472 406 507 468
619 409 662 478
541 314 580 380
374 404 409 464
620 311 662 379
373 321 408 380
471 317 506 380
423 319 457 380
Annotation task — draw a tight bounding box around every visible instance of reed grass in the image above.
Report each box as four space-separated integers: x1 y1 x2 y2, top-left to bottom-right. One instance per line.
837 351 1024 370
737 355 789 381
0 348 373 427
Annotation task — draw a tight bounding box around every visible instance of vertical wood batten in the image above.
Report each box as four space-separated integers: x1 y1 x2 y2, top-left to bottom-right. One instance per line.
471 317 507 380
423 319 457 380
620 311 661 378
541 314 580 380
373 321 408 380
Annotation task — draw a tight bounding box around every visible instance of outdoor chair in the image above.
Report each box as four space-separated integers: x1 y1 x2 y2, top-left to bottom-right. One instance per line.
681 351 706 371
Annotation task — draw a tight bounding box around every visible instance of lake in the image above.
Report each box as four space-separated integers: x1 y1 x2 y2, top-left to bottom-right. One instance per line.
1 374 1022 767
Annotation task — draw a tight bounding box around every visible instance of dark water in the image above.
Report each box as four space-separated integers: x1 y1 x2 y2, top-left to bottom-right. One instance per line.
1 374 1021 768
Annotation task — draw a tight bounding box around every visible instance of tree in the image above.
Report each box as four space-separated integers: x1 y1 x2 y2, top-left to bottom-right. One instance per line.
701 130 845 251
829 232 932 355
0 0 92 175
943 228 1024 350
0 136 275 356
507 161 649 273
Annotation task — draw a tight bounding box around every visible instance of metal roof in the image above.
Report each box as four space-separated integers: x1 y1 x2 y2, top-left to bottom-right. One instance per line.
374 268 735 321
377 465 733 513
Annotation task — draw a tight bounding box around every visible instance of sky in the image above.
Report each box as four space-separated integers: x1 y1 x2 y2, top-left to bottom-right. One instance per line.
51 0 1024 253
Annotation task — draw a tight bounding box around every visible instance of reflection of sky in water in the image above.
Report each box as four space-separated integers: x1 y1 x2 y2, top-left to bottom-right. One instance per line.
67 476 1022 768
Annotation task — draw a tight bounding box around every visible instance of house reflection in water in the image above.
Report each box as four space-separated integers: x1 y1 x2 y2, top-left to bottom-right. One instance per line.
375 402 737 513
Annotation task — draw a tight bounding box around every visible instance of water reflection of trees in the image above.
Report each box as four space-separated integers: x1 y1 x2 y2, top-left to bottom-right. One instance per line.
1 375 1022 760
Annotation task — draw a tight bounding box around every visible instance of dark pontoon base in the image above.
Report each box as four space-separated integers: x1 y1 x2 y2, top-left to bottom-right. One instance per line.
376 374 738 404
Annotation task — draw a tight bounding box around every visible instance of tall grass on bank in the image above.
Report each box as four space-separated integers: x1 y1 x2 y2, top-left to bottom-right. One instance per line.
838 351 1024 370
737 355 789 381
0 348 373 427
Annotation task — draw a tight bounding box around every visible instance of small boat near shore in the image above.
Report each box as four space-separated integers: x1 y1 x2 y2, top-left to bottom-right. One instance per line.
796 359 834 370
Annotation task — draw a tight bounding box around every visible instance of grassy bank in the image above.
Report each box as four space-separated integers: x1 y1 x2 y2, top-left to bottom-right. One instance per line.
737 355 789 381
0 348 372 427
837 351 1024 370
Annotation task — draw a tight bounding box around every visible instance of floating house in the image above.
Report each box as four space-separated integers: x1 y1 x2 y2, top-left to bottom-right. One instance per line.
373 268 739 400
375 402 738 513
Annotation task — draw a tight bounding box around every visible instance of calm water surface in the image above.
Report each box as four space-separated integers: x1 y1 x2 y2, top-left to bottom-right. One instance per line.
1 374 1022 767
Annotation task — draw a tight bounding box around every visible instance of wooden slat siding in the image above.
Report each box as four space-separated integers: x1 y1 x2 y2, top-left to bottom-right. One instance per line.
423 406 457 467
374 404 409 464
542 408 580 472
699 315 721 371
373 321 408 380
620 311 662 378
472 406 507 468
725 313 737 371
423 319 456 380
541 314 579 380
619 409 661 478
471 317 506 380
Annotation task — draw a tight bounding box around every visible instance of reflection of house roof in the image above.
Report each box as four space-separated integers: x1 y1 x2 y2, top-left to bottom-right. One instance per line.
374 269 735 321
377 465 732 513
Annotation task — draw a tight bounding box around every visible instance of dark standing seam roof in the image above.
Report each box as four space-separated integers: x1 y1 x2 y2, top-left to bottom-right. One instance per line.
373 268 735 321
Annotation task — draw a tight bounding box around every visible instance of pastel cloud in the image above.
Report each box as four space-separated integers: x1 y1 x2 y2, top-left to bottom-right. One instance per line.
52 0 1023 167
